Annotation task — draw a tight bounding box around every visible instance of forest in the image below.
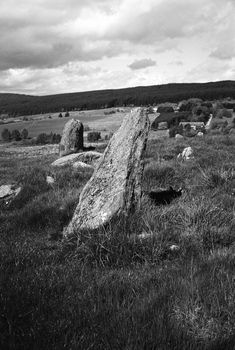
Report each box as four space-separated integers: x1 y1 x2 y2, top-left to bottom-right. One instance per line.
0 80 235 117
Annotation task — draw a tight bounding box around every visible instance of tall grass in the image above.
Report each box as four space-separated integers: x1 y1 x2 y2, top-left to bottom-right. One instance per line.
0 134 235 349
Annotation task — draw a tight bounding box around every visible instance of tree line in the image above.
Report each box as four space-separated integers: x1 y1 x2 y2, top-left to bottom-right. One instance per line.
1 80 235 117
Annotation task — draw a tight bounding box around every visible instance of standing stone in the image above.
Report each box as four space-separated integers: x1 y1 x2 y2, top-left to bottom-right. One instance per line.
59 119 84 157
63 108 150 239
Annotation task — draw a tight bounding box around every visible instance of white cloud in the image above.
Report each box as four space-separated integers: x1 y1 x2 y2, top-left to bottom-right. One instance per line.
0 0 234 94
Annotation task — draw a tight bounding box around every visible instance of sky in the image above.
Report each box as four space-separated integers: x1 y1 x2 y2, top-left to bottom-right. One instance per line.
0 0 235 95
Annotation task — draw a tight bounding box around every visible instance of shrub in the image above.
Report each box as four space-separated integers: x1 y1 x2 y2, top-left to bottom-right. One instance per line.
169 125 183 138
58 113 63 118
83 124 90 131
36 133 61 145
11 129 21 141
65 111 70 117
1 128 11 141
157 106 174 113
87 131 101 142
21 128 29 139
36 133 47 144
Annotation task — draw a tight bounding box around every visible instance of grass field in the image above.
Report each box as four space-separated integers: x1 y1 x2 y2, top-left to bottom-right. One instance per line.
0 108 131 140
0 130 235 349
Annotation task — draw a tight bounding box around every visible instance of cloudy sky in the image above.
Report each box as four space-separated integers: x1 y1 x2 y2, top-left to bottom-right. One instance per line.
1 0 235 95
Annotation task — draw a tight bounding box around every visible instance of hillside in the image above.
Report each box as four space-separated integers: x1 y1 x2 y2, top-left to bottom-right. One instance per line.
1 80 235 116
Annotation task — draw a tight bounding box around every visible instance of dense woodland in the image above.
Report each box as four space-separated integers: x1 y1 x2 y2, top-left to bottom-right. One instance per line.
1 80 235 117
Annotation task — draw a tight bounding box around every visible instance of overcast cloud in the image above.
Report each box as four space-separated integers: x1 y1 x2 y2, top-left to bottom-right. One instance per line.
0 0 234 94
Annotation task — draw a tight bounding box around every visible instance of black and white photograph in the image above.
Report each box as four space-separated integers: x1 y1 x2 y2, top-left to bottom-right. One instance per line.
0 0 235 349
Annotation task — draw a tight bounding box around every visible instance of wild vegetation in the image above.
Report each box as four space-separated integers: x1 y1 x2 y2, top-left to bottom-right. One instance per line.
1 128 29 142
1 80 235 117
1 130 235 349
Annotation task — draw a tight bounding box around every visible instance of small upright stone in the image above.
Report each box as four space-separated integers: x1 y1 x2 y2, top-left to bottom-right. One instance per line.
59 119 84 157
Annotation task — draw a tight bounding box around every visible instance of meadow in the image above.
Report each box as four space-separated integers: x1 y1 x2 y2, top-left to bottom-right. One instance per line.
0 129 235 349
0 108 129 140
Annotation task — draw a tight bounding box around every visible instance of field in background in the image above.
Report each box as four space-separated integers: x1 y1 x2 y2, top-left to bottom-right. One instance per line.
0 107 131 140
1 132 235 349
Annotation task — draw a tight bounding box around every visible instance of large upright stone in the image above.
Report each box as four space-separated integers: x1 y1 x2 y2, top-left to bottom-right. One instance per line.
59 119 84 156
63 108 150 239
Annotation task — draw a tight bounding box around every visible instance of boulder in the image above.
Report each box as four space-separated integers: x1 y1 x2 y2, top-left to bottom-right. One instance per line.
169 244 180 251
196 131 204 137
46 176 55 185
63 108 150 239
0 185 15 199
59 119 84 156
73 151 102 165
178 146 194 160
51 151 102 167
175 133 184 139
0 184 21 204
72 161 94 171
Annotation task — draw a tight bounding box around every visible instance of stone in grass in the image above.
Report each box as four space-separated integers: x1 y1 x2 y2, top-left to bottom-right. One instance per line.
59 119 84 157
51 151 102 167
175 134 184 139
0 184 21 205
177 146 194 161
63 108 150 239
72 161 94 171
46 176 55 185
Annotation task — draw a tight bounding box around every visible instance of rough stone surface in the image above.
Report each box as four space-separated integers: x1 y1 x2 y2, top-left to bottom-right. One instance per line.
72 161 94 171
196 131 204 137
63 108 150 239
175 133 184 139
46 176 55 185
51 151 102 167
0 185 21 204
178 146 194 160
0 185 15 199
59 119 84 156
73 151 102 165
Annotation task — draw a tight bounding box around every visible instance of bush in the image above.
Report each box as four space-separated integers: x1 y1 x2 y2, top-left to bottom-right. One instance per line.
36 133 61 145
1 128 11 141
169 127 177 138
21 128 29 139
58 113 63 118
169 125 183 138
157 106 174 113
83 125 90 131
65 111 70 117
36 133 47 144
11 129 21 141
87 131 101 142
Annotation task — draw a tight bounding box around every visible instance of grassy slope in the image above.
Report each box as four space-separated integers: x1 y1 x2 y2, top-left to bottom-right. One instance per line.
0 133 235 349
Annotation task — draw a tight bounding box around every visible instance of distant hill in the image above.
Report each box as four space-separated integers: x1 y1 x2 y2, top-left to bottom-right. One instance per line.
1 80 235 117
